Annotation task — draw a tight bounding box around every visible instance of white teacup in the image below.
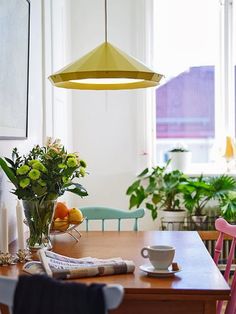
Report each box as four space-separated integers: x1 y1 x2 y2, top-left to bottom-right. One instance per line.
141 245 175 270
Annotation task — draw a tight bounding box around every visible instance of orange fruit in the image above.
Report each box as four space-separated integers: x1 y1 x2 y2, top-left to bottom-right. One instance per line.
54 202 69 219
52 217 69 231
68 208 84 223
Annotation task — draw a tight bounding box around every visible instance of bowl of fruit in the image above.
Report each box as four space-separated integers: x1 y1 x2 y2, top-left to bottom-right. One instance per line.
50 202 84 235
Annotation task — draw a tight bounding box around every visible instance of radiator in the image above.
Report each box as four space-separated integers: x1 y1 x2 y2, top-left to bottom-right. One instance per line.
203 238 236 272
203 238 231 258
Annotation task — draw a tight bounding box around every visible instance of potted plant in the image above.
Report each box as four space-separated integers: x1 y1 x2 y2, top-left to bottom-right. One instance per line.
0 138 88 250
168 143 191 172
179 174 236 228
126 160 188 229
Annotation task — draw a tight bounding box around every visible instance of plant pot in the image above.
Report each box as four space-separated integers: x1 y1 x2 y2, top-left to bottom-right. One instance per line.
23 199 56 251
191 215 208 230
168 151 192 172
161 210 187 231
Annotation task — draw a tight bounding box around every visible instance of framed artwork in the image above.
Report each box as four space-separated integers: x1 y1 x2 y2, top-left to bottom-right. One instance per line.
0 0 30 139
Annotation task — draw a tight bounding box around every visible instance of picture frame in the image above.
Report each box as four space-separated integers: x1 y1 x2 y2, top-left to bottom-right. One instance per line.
0 0 30 139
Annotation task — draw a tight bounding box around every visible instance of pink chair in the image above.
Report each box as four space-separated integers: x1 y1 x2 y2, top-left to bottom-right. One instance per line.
214 218 236 314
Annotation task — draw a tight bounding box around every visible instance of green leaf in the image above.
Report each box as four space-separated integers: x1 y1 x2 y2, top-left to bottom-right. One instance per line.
183 194 195 213
45 193 58 201
0 157 18 186
146 203 154 211
138 168 149 178
152 194 161 204
62 166 78 177
136 187 146 207
64 183 88 197
220 193 236 221
4 157 15 167
146 181 158 194
32 185 47 196
151 209 158 220
175 199 180 207
129 194 138 209
211 175 236 197
126 180 140 195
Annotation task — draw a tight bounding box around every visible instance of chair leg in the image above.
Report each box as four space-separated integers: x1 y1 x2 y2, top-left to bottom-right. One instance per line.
133 218 138 231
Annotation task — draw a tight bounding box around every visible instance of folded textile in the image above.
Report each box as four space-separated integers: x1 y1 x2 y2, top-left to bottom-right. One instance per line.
13 274 106 314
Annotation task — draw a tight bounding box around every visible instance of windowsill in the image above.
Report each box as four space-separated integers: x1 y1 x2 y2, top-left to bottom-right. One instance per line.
185 163 236 177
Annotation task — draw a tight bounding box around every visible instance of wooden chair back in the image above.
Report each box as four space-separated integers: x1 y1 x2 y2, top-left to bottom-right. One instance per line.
214 218 236 314
80 206 145 231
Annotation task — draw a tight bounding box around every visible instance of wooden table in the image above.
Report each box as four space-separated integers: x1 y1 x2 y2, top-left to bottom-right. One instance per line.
2 231 231 314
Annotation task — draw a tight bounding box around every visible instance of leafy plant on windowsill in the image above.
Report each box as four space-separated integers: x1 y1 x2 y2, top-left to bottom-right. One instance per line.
169 143 189 153
169 148 189 153
126 160 188 220
179 175 236 217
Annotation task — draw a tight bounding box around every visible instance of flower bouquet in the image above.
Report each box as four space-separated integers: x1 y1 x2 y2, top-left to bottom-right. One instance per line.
0 138 88 250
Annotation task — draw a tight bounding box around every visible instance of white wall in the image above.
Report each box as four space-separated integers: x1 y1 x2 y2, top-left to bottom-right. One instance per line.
66 0 158 230
0 0 160 244
0 0 43 242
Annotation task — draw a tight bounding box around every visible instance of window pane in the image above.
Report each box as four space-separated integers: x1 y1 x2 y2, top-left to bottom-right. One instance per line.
156 66 215 139
154 0 219 164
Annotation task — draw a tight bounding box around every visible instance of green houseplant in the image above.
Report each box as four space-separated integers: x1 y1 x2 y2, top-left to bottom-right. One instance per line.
0 138 88 249
126 160 187 221
168 143 191 172
169 148 189 153
179 174 236 227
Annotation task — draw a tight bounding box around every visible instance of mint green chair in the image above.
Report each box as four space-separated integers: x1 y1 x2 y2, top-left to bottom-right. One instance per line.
80 206 145 231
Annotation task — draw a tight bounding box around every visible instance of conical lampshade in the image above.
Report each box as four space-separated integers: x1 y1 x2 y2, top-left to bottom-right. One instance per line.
49 42 163 90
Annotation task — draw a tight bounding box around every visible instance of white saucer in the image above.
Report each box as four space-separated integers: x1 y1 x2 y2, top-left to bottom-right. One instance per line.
139 264 181 277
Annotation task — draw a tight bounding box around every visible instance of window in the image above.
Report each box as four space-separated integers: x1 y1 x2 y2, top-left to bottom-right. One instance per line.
153 0 235 171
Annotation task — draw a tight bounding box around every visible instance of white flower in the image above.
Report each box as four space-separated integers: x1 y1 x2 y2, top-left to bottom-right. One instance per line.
45 137 53 146
45 137 61 148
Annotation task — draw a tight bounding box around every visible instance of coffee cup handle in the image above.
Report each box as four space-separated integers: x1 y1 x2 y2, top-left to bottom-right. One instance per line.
141 247 148 258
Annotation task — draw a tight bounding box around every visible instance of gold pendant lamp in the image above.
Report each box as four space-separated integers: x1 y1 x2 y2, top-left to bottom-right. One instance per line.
49 0 163 90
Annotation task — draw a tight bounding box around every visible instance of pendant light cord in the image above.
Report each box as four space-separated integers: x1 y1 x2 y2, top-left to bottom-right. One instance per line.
105 0 108 42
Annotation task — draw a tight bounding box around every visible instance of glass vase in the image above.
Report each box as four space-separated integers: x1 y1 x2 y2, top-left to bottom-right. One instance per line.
23 199 56 251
